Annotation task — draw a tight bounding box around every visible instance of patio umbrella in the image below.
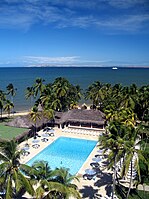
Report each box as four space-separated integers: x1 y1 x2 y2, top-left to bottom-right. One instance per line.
43 127 51 132
22 146 29 151
92 157 101 163
85 168 96 176
42 133 50 137
48 129 55 133
32 138 40 143
97 150 103 155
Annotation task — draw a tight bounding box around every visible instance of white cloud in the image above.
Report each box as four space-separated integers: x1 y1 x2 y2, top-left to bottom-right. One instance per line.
23 56 127 67
23 56 80 65
95 14 149 32
0 0 148 33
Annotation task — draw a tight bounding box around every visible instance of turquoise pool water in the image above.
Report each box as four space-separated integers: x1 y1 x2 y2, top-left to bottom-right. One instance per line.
27 137 97 175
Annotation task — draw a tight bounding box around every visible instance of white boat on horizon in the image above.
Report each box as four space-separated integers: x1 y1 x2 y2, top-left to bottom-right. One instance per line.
112 67 118 70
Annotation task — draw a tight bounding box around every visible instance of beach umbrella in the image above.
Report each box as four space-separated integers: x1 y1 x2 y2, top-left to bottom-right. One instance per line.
22 146 29 151
92 157 101 163
42 133 50 137
32 138 40 143
48 129 55 133
43 127 51 132
85 168 96 176
97 150 103 155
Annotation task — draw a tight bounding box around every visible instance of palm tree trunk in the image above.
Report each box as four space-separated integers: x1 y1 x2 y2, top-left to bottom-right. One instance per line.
112 154 117 199
34 123 37 138
126 160 132 199
0 108 2 118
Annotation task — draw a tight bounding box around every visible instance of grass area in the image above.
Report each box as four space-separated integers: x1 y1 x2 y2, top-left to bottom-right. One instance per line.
0 124 28 140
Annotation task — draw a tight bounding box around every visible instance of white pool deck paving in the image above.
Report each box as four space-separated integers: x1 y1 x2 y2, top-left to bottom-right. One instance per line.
19 127 113 199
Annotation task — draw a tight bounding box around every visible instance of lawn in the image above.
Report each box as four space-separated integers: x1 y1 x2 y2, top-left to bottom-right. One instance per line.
0 124 28 140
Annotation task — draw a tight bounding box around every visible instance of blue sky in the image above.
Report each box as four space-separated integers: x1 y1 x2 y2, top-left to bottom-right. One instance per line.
0 0 149 67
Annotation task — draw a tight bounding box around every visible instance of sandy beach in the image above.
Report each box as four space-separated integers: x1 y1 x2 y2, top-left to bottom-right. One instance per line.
2 111 30 118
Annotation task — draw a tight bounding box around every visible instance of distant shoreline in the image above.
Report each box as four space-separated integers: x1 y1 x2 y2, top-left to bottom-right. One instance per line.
0 66 149 69
3 111 29 118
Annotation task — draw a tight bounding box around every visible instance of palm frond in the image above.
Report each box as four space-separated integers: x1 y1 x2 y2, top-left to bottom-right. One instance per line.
5 175 13 199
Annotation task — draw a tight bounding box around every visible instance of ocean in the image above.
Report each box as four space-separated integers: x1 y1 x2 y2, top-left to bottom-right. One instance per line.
0 67 148 112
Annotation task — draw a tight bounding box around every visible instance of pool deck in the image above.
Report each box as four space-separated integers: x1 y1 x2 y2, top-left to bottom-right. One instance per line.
19 127 113 199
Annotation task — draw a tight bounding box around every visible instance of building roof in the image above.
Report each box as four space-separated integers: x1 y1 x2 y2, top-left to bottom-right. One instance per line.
7 115 48 129
54 109 105 125
7 109 105 128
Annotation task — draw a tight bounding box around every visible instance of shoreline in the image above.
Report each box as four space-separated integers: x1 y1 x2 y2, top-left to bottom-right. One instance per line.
2 111 30 118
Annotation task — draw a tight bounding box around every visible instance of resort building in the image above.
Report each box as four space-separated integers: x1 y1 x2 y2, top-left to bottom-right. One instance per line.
52 109 106 133
7 109 106 139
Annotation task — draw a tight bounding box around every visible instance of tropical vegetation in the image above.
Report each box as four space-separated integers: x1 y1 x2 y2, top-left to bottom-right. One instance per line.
0 140 81 199
0 83 17 118
89 81 149 199
25 77 82 113
0 78 148 198
25 78 148 198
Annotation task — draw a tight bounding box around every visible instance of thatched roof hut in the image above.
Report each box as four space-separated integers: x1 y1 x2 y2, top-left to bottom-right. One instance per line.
7 115 49 129
7 109 105 130
53 109 105 128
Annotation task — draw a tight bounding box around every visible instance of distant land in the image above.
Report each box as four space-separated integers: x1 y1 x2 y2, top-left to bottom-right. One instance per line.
26 64 149 68
0 63 149 68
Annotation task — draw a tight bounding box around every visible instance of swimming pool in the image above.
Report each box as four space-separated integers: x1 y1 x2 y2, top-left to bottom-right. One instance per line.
27 137 97 175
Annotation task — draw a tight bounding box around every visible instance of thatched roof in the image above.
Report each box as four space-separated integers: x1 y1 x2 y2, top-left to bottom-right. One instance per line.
7 115 49 128
54 109 105 125
7 109 105 128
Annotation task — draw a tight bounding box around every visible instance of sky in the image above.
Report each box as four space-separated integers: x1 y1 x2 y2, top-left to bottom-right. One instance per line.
0 0 149 67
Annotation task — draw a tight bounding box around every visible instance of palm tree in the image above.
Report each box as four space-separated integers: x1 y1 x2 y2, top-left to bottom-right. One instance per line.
118 108 136 127
137 85 149 121
107 83 123 110
40 83 53 109
54 167 79 187
29 106 42 138
25 86 35 108
121 127 148 199
104 104 119 122
23 161 81 199
6 83 17 104
6 83 17 114
121 84 137 111
22 160 55 198
0 140 34 199
98 121 126 199
0 89 6 118
43 108 54 126
67 84 82 109
52 77 70 111
51 167 81 199
4 100 14 117
51 99 62 111
34 78 45 97
85 81 103 107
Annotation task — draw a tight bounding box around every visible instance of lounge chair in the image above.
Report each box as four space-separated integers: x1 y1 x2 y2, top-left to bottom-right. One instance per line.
49 132 54 136
41 138 48 142
22 149 30 156
32 144 40 149
83 174 88 180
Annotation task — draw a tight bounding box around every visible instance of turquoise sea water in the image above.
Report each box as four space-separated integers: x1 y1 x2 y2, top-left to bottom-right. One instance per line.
0 67 148 111
27 136 97 175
